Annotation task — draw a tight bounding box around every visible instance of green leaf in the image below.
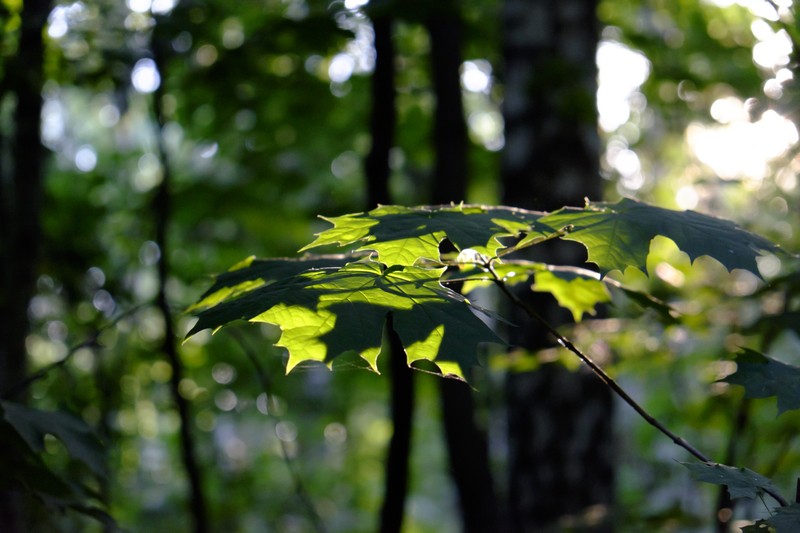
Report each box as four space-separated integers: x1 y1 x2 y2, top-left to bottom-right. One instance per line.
0 414 115 527
189 260 501 379
300 204 545 267
538 198 787 278
454 261 658 323
531 268 611 322
617 286 680 324
723 349 800 415
188 254 352 312
682 462 781 500
1 401 106 478
745 503 800 532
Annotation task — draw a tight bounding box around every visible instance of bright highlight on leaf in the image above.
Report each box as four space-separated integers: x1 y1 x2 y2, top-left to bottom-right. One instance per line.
189 255 351 312
532 269 611 322
300 204 545 266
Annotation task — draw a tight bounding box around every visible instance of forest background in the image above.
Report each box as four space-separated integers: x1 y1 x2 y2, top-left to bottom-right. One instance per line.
1 0 799 531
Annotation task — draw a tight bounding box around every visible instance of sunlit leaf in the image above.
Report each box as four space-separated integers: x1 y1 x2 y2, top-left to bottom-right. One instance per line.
300 204 545 266
538 198 788 278
682 462 781 500
188 254 353 312
189 260 501 379
449 261 610 321
723 349 800 415
532 269 611 321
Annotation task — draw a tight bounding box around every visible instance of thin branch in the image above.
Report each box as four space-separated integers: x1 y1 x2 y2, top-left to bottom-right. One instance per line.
226 329 327 533
486 261 791 508
1 305 145 400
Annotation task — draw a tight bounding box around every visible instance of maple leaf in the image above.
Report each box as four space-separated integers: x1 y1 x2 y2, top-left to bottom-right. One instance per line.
188 260 500 379
538 198 788 278
300 204 544 266
723 349 800 415
682 462 781 500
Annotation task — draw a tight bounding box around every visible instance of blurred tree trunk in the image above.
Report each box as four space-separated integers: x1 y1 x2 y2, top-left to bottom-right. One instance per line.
500 1 615 531
152 31 210 533
364 13 413 533
0 0 52 530
425 4 503 532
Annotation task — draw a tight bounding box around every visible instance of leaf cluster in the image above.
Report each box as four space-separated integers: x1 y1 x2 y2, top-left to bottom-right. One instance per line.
0 401 113 527
188 198 792 381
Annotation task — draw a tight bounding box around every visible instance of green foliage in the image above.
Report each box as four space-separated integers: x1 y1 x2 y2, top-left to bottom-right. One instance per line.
724 349 800 415
190 260 500 379
2 401 106 478
530 268 611 321
299 204 542 267
187 198 800 527
0 401 112 526
744 504 800 533
8 0 798 529
189 199 791 377
539 198 787 277
682 462 781 500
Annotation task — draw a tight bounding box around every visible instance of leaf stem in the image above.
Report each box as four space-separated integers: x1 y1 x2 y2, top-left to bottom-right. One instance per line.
485 262 793 507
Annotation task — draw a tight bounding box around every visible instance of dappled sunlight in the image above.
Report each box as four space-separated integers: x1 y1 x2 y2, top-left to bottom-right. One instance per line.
597 40 650 133
687 105 798 181
461 58 504 151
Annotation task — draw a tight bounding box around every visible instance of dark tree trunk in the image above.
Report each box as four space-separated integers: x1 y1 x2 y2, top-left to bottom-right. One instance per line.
427 8 468 205
379 316 415 533
366 16 398 210
425 6 503 532
500 1 615 531
364 15 414 533
152 33 210 533
0 1 52 530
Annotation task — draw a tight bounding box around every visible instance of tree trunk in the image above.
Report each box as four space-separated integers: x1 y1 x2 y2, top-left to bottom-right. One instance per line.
0 0 50 400
426 5 503 532
364 14 415 533
152 32 210 533
500 1 615 531
0 1 51 530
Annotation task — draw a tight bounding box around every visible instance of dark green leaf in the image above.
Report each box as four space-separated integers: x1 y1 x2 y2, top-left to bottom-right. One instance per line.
538 198 788 278
1 401 106 478
745 503 800 532
723 349 800 415
189 254 353 312
682 462 781 500
189 260 501 379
